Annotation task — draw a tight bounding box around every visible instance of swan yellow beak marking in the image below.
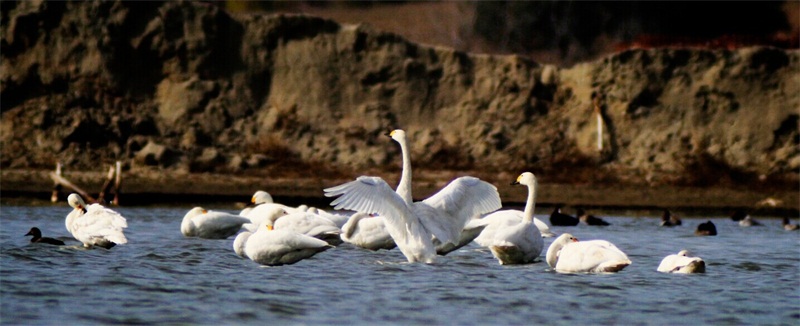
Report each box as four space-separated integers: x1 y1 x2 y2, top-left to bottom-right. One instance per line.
266 225 274 231
251 196 256 204
202 209 208 214
389 130 396 137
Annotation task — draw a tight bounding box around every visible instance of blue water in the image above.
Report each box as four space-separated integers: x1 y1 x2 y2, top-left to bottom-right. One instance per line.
1 204 798 325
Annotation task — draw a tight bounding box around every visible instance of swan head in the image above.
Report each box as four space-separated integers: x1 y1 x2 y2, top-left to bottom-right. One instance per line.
67 193 87 211
264 207 289 227
185 207 208 219
546 233 579 268
677 249 692 257
387 129 407 143
512 172 537 186
252 191 274 205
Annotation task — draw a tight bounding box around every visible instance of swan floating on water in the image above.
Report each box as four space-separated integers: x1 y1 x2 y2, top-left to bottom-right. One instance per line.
25 227 65 246
324 129 502 263
270 211 343 246
474 172 544 265
657 250 706 273
546 233 631 273
65 193 128 249
340 212 396 251
236 224 333 266
239 190 274 216
181 207 250 239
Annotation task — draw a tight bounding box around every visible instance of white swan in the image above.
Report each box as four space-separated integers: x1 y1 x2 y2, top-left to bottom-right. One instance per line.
239 190 274 216
241 204 291 232
340 212 396 251
434 216 489 255
233 231 252 258
546 233 631 273
475 172 555 240
657 250 706 273
474 172 544 265
324 129 502 263
241 224 333 266
311 208 351 228
269 211 343 246
181 207 250 239
65 193 128 249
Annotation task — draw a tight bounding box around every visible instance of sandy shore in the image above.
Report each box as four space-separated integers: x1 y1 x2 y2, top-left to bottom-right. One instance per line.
2 169 797 217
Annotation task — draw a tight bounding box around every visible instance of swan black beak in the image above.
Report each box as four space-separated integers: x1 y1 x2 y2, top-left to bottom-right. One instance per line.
510 181 520 185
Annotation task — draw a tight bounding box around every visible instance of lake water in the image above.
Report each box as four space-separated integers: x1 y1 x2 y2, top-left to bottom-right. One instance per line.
1 204 798 325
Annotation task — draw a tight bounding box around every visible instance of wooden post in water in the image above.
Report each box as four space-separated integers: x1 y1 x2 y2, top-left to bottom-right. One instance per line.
594 101 604 152
97 165 116 203
50 171 97 203
51 162 63 203
112 161 122 206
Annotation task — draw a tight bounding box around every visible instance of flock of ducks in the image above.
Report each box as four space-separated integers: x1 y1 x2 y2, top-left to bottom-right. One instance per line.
25 129 798 275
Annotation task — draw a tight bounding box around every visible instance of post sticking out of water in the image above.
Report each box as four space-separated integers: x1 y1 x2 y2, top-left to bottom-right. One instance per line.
113 161 122 206
98 165 116 203
50 170 96 203
51 162 63 203
594 101 604 152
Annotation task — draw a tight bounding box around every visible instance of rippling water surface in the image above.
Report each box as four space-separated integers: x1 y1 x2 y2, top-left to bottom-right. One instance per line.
1 205 798 325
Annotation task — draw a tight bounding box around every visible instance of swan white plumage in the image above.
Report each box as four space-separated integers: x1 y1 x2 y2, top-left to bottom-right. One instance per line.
181 207 250 239
239 190 274 216
240 224 332 266
270 211 343 246
340 212 396 251
311 208 351 229
65 193 128 249
324 129 502 263
657 250 705 273
546 233 631 273
233 231 252 258
474 172 544 265
241 204 291 232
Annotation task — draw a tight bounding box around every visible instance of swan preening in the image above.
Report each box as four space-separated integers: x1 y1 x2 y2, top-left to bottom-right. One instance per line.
657 250 705 273
65 193 128 249
181 207 250 239
474 172 543 265
324 129 502 263
546 233 631 273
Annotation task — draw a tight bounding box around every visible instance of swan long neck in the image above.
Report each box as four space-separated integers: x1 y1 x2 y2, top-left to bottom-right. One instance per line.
396 136 413 204
522 179 537 223
545 240 561 268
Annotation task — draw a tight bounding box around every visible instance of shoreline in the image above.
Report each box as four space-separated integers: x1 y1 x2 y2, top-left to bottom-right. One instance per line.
2 169 797 217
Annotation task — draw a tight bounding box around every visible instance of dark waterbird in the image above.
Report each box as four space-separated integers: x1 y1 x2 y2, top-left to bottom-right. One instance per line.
731 210 762 227
695 220 717 236
783 217 798 231
660 209 682 227
24 227 65 245
550 207 579 226
576 208 610 226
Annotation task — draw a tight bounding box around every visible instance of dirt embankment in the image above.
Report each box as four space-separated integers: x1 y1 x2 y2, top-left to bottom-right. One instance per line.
1 1 798 212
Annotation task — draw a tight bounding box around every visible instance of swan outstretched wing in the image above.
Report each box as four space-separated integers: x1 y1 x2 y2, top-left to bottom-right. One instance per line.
421 176 502 244
324 176 409 217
